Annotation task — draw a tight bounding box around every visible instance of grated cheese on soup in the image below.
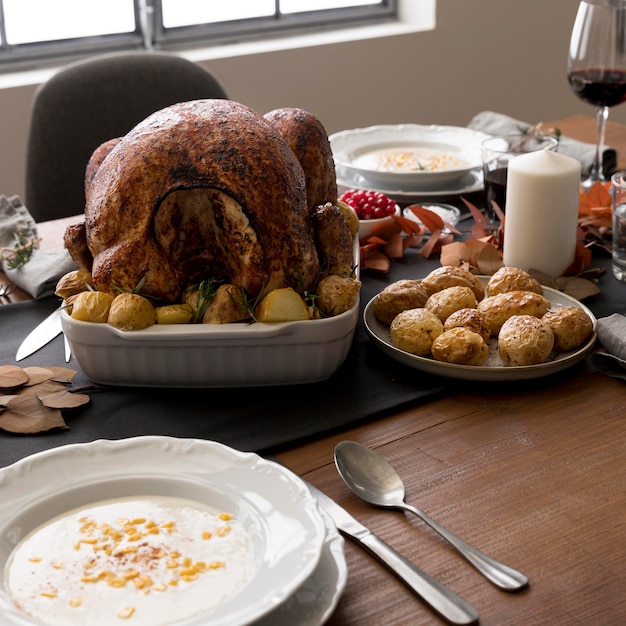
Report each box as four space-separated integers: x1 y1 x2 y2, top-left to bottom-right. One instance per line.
355 147 468 173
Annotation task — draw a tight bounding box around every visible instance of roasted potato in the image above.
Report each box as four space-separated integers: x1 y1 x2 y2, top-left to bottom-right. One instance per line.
155 304 194 325
390 308 443 356
498 315 554 366
70 290 115 323
336 200 360 239
431 327 489 366
486 266 544 297
316 274 361 317
108 293 156 330
542 306 594 352
202 284 249 324
443 308 490 344
255 287 310 322
373 280 429 325
421 266 485 301
55 269 94 299
477 290 551 337
426 286 477 322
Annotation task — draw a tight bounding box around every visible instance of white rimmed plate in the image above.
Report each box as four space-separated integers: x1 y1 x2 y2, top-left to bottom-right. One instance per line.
330 125 491 190
336 166 484 201
364 278 597 382
0 437 328 626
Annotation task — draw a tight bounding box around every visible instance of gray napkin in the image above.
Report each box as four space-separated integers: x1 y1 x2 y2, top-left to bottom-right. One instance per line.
591 314 626 381
468 111 613 179
0 195 76 299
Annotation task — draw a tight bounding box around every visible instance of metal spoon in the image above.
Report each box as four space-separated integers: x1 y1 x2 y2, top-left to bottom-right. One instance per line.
334 440 529 592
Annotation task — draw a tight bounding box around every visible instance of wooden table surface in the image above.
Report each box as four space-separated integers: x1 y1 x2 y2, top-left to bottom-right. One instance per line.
2 117 626 625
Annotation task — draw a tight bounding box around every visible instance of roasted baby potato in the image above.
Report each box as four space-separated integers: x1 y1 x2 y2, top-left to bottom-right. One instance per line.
542 306 593 352
336 199 359 239
202 284 249 324
390 308 443 356
316 274 361 317
155 304 194 325
255 287 310 323
477 290 551 337
421 266 485 302
486 266 544 297
426 286 477 322
373 279 429 325
70 290 115 323
108 292 156 330
498 315 554 366
55 269 93 299
431 327 489 366
443 307 490 344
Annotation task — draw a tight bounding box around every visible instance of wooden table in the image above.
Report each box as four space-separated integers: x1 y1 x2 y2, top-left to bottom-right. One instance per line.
2 117 626 625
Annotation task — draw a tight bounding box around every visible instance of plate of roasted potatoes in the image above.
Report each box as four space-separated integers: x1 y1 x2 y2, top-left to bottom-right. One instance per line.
365 266 597 381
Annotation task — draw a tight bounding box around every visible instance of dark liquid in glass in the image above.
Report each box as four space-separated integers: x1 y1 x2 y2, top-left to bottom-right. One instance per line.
568 68 626 108
484 166 508 217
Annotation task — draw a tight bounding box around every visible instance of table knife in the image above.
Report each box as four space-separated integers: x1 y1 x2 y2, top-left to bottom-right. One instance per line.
16 307 63 361
307 483 479 625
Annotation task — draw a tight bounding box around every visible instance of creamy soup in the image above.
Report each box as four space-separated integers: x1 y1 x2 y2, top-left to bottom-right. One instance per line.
5 496 254 626
354 147 468 173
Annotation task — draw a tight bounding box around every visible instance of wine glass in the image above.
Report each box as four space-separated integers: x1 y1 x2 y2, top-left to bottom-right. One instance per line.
567 0 626 188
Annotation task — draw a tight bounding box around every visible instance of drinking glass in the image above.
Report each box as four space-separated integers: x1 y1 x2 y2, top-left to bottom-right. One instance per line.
567 0 626 188
611 170 626 281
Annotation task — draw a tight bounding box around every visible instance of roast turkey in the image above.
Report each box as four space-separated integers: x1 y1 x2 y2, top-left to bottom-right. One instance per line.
75 99 340 303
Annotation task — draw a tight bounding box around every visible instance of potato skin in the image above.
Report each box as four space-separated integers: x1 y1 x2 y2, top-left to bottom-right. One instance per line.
542 306 594 352
487 266 544 297
70 291 115 323
108 293 156 330
390 308 443 356
444 308 490 344
431 327 489 366
374 280 429 325
498 315 554 366
421 266 485 301
477 290 551 337
316 274 361 317
202 284 249 324
426 286 477 322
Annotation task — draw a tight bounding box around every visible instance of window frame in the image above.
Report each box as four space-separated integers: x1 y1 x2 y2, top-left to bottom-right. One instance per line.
0 0 397 71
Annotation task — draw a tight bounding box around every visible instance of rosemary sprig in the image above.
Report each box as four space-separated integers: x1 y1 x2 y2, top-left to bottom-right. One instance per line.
0 228 40 269
191 278 223 322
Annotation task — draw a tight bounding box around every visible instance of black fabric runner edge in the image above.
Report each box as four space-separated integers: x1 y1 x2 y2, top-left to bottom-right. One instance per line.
1 235 624 469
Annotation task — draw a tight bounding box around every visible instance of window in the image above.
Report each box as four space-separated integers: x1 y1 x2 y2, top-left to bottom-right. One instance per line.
0 1 396 70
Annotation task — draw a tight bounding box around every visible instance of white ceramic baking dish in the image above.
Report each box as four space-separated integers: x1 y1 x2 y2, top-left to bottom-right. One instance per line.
61 241 360 388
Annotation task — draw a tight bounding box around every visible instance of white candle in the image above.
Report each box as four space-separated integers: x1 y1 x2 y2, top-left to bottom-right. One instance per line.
503 148 581 278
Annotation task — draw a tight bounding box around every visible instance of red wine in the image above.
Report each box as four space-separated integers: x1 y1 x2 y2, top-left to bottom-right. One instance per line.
484 166 508 214
568 68 626 108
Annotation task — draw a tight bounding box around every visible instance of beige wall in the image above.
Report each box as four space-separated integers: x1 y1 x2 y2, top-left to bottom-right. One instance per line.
0 0 623 202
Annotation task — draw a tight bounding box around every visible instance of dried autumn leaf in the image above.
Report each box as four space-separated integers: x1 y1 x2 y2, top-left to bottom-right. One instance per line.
19 380 67 397
555 276 601 300
405 206 444 233
475 244 504 275
361 249 390 274
384 232 405 259
440 241 470 266
0 365 29 389
39 388 90 409
0 395 68 433
403 232 424 249
22 366 55 386
48 366 79 384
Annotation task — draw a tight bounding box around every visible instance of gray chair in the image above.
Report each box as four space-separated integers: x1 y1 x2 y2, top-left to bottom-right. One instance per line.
25 51 228 222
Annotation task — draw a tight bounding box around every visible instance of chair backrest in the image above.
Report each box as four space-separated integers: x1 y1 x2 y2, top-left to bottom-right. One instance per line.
25 51 228 222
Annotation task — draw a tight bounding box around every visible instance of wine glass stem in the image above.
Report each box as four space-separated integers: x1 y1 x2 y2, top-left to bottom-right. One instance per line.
591 105 609 183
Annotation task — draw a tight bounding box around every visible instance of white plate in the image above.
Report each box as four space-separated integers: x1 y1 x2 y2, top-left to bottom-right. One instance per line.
330 125 491 190
256 508 347 626
0 437 327 626
364 278 597 382
337 166 484 201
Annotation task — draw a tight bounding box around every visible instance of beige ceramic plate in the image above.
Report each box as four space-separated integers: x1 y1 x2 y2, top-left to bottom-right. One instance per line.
364 278 597 382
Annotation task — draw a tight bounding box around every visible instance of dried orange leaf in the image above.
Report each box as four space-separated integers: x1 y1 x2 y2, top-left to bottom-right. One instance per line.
421 228 443 259
384 232 405 258
40 389 90 409
18 380 66 398
403 233 424 249
391 213 423 235
370 220 402 240
460 197 488 228
440 241 470 266
475 243 504 275
0 365 28 389
22 366 55 386
361 250 391 274
0 395 68 433
0 394 17 407
406 206 444 233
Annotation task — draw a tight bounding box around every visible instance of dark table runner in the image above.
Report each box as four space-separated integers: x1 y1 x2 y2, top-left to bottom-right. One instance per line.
1 245 624 469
